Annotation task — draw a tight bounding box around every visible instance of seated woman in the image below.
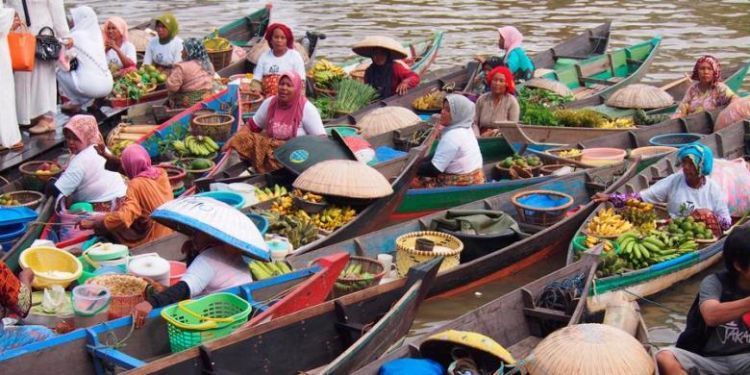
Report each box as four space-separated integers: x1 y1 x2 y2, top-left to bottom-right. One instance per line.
594 143 731 231
471 55 504 96
497 26 535 81
473 66 519 137
53 115 126 211
354 36 420 98
165 38 215 108
0 263 55 353
224 71 325 173
251 22 305 97
413 94 484 188
142 13 183 71
80 144 173 248
102 16 136 75
672 55 737 119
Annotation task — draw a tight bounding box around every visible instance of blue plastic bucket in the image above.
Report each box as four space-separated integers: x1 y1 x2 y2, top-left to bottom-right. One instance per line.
649 133 702 148
195 191 245 209
247 213 269 234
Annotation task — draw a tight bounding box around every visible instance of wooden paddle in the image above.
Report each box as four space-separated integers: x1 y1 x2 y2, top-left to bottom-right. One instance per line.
658 74 692 92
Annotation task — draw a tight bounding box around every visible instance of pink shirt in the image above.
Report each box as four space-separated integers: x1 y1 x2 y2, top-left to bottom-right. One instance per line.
181 247 253 297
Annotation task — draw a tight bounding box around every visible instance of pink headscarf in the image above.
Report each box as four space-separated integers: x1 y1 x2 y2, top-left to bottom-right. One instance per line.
262 71 307 140
64 115 104 151
691 55 721 85
498 26 524 61
102 16 129 44
120 144 162 180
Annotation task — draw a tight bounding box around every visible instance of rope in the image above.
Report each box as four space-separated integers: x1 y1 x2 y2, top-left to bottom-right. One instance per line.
0 175 9 186
536 272 586 335
622 289 684 315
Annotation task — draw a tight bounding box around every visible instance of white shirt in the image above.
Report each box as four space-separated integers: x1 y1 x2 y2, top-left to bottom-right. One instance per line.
143 36 183 67
252 49 306 80
252 98 326 137
431 127 483 174
181 247 253 297
106 41 137 69
641 172 730 219
54 145 127 203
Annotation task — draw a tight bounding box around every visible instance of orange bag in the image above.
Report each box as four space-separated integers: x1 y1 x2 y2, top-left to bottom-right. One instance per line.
8 27 36 72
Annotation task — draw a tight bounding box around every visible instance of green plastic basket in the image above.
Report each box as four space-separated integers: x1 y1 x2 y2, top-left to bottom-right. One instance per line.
161 292 252 352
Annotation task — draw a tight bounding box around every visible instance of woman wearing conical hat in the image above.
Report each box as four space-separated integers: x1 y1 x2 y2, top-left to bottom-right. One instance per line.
353 36 420 99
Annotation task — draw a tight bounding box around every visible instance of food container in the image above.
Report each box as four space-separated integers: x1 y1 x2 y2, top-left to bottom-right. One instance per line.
293 195 327 214
628 146 677 160
195 191 245 209
511 190 574 226
72 284 111 327
87 274 147 319
580 148 627 167
169 261 187 286
0 190 45 209
84 242 130 270
332 256 386 298
19 160 63 191
648 133 702 148
128 253 171 286
228 183 259 207
20 246 83 289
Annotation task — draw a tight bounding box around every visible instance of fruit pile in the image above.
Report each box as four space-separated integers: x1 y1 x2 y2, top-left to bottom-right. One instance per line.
110 140 134 157
412 89 446 111
203 32 232 52
248 260 293 281
690 210 723 238
622 198 658 232
585 207 634 237
308 206 357 232
256 185 288 203
0 194 21 206
335 262 376 292
615 230 698 271
308 59 346 90
598 118 635 129
111 65 164 101
498 155 542 169
32 162 61 176
263 211 320 249
663 216 715 241
292 189 324 203
185 158 212 171
172 135 219 157
582 235 615 253
552 149 582 159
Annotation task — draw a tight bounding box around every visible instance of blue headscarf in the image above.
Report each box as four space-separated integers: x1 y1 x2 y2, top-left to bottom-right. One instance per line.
677 143 713 176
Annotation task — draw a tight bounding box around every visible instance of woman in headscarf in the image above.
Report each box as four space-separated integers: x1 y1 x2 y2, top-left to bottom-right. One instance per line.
80 144 173 248
0 263 55 353
251 23 305 97
102 16 136 74
413 94 484 188
354 36 420 99
53 115 126 210
471 55 504 95
473 66 519 137
497 26 535 81
9 0 69 134
0 6 22 152
224 71 325 172
143 13 182 70
594 143 731 230
165 37 215 108
56 6 114 116
672 55 737 119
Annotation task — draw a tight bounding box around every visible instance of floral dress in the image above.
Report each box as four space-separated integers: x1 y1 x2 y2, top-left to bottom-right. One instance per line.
673 82 736 118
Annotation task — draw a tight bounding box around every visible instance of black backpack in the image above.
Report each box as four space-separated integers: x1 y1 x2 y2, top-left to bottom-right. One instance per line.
676 272 735 355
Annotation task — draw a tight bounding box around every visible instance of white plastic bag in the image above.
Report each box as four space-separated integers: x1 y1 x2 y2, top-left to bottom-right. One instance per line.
41 285 71 315
710 158 750 217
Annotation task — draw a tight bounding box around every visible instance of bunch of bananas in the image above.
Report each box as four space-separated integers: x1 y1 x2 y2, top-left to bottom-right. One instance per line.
583 235 615 252
334 262 376 295
270 195 294 215
263 211 320 249
292 189 324 203
616 230 697 270
586 207 633 237
309 59 346 89
597 117 635 129
622 199 657 226
173 135 219 157
309 206 357 232
257 185 288 202
203 30 232 51
248 261 293 280
554 149 582 158
412 89 446 111
110 140 134 157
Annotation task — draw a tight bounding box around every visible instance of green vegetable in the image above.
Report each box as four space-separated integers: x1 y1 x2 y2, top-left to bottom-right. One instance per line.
633 109 670 126
518 87 574 107
332 79 378 115
553 108 608 128
312 97 335 120
520 102 559 126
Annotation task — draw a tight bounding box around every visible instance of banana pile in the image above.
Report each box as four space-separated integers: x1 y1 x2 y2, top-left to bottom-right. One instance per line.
110 140 134 157
292 189 324 203
334 262 376 294
309 206 357 232
616 230 697 270
597 117 635 129
583 235 615 252
586 207 634 237
412 89 446 111
554 149 582 158
172 135 219 157
263 211 320 249
256 185 288 203
270 195 294 215
248 261 293 280
309 59 346 89
203 30 232 51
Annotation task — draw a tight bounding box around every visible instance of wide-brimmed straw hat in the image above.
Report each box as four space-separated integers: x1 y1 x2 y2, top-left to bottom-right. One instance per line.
352 36 409 59
605 84 674 109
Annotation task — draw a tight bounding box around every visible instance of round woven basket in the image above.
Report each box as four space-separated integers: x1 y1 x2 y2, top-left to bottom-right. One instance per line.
0 190 45 209
332 256 386 298
395 231 463 277
511 190 574 226
175 158 216 188
207 47 233 71
19 160 63 192
239 92 264 114
191 113 234 142
157 164 187 192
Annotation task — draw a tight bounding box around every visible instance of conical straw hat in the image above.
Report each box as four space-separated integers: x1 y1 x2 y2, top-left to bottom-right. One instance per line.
524 78 573 97
359 107 421 138
524 323 654 375
352 36 409 60
246 40 310 65
605 84 674 109
293 160 393 199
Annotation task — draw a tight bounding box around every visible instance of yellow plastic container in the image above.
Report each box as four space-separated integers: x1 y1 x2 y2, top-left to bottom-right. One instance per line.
20 246 82 289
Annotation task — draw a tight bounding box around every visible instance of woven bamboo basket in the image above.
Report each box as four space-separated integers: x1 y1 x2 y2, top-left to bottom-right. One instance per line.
332 256 386 298
175 158 216 188
239 92 264 114
190 114 234 142
207 47 233 71
19 161 63 192
0 190 45 209
395 231 463 277
511 190 574 226
157 164 187 192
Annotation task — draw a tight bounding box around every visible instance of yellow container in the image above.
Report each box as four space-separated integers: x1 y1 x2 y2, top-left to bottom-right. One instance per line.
20 246 83 289
395 231 463 277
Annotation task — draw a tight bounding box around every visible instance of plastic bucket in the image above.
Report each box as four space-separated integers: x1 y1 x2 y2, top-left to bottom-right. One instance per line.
580 148 627 167
169 261 187 286
194 191 245 209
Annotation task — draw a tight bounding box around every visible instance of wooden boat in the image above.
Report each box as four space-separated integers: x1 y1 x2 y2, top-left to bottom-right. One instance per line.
496 62 750 147
0 253 354 372
566 119 750 312
353 249 600 374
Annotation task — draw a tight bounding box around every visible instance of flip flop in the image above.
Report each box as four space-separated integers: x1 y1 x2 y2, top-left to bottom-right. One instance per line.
10 142 24 151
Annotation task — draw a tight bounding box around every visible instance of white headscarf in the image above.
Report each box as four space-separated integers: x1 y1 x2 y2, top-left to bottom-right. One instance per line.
444 94 475 129
69 6 108 74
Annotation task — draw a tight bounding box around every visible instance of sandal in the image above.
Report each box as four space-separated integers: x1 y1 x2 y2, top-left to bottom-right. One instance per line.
29 118 55 135
10 142 24 151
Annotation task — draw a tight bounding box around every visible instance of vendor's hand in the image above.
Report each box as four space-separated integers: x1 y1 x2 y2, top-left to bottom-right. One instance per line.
132 301 153 329
396 82 410 96
592 192 610 203
18 269 34 286
143 277 167 294
104 39 117 51
94 143 108 157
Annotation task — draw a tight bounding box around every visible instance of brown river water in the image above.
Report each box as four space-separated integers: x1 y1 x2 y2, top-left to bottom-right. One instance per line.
66 0 750 348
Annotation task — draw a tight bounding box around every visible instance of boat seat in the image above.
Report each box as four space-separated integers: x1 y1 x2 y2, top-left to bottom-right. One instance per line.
333 300 372 347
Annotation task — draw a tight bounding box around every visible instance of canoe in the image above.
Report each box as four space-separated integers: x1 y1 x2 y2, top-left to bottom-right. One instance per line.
0 253 353 372
566 119 750 313
353 249 600 374
496 62 750 147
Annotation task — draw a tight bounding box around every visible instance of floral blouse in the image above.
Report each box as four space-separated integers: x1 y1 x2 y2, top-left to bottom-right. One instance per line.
673 82 736 119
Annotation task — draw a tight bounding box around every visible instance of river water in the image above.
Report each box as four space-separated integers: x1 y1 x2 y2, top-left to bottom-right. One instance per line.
68 0 750 348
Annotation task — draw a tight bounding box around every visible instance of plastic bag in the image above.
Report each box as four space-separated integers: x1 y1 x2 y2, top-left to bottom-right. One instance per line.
41 285 71 314
710 158 750 217
716 97 750 130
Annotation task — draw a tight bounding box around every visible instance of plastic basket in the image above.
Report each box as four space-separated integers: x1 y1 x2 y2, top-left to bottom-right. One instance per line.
511 190 574 226
161 292 252 352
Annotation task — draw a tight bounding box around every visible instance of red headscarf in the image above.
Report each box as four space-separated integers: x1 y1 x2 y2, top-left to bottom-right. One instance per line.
691 55 721 84
263 71 307 140
64 115 104 152
487 66 516 95
120 144 162 180
265 23 294 49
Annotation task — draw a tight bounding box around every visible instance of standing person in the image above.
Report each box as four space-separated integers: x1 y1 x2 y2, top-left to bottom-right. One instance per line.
473 66 520 137
102 16 136 74
1 6 22 151
353 36 420 99
9 0 69 134
57 6 113 115
251 22 306 97
656 226 750 374
497 26 535 81
672 55 737 119
165 38 215 108
142 13 182 70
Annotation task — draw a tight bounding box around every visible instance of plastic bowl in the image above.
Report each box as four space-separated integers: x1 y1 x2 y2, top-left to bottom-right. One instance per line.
0 223 27 243
20 246 83 289
195 191 245 209
247 213 269 234
580 148 627 167
649 133 702 148
628 146 677 160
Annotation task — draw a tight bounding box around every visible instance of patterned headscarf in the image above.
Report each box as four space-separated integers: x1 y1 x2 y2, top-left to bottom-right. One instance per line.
265 23 294 49
691 55 721 85
121 144 162 180
677 143 714 176
498 26 524 60
102 16 129 45
64 115 104 151
183 37 214 73
444 94 475 130
155 13 179 44
487 66 516 95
